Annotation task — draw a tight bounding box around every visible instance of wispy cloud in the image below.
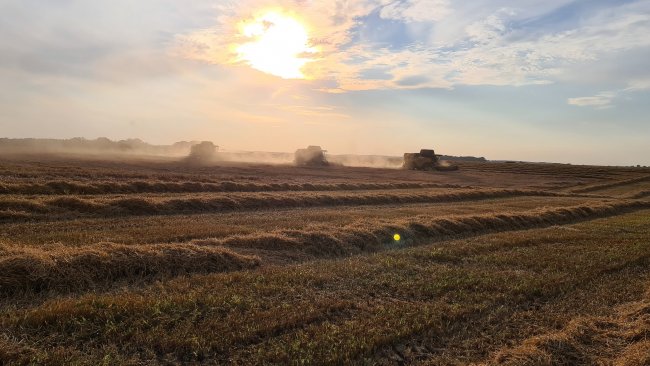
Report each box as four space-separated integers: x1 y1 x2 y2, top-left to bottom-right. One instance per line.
568 92 616 109
624 78 650 92
379 0 451 22
569 79 650 109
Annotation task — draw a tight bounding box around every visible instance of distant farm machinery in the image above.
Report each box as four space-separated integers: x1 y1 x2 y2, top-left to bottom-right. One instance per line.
295 146 329 167
403 149 458 171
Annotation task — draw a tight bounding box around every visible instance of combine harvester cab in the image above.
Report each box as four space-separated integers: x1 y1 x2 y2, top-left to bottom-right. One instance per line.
294 146 329 167
403 148 458 171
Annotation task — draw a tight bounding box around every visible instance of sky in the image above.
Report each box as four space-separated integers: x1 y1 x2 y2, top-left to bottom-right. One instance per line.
0 0 649 165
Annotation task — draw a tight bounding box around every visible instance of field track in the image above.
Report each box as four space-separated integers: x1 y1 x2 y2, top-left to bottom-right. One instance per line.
1 156 649 365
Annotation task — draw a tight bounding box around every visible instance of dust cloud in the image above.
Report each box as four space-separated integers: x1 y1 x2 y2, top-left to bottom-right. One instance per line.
0 138 474 169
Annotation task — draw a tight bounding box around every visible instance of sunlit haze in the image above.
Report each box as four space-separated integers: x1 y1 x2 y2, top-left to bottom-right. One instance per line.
1 1 649 165
236 11 317 79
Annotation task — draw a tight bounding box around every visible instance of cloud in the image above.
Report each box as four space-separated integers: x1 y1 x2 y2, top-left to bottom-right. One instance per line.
175 0 378 66
568 92 615 109
568 77 650 109
396 75 430 86
379 0 451 22
8 0 648 97
0 0 216 84
625 78 650 92
179 1 650 94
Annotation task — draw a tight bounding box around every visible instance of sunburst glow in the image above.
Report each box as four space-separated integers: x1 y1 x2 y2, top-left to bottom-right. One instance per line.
235 11 317 79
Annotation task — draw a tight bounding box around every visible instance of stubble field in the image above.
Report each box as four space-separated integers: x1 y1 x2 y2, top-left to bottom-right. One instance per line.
1 155 649 365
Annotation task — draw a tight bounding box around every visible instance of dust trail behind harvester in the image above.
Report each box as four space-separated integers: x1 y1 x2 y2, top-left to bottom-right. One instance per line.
0 137 451 169
215 148 404 169
327 154 403 169
214 151 294 165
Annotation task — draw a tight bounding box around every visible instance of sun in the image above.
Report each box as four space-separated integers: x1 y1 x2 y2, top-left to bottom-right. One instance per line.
235 11 317 79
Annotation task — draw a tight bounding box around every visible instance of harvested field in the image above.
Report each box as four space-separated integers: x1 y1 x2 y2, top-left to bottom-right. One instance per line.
1 155 649 365
0 188 586 222
490 291 650 366
0 180 466 196
569 175 650 194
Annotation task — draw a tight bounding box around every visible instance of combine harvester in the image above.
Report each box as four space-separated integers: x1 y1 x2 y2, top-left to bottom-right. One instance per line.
184 141 219 165
294 146 329 167
403 149 459 171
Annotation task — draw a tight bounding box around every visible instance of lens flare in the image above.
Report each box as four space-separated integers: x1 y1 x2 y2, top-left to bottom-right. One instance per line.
235 11 317 79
